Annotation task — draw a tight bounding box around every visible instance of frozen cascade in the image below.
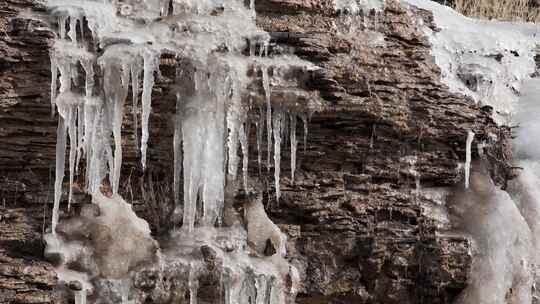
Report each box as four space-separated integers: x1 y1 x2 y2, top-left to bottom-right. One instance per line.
465 130 475 189
43 0 318 302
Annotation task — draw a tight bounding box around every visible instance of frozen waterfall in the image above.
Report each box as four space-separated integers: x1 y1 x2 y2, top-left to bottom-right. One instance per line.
44 0 317 302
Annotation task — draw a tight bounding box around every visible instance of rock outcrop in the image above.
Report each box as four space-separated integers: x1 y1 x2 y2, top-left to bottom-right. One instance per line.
0 0 512 303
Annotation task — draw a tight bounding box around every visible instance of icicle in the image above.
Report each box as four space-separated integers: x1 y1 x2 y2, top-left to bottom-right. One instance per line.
173 94 182 207
262 66 272 169
140 50 158 170
239 123 249 190
273 110 283 201
58 16 67 39
57 58 72 93
131 60 142 152
290 114 297 183
256 107 264 173
465 130 475 189
81 59 95 98
52 116 67 234
182 99 203 232
112 65 130 194
225 72 242 180
67 106 77 210
75 59 94 175
75 104 84 175
50 54 57 114
201 63 226 227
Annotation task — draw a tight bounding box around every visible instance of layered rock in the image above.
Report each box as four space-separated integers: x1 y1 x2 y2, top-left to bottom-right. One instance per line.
0 0 513 303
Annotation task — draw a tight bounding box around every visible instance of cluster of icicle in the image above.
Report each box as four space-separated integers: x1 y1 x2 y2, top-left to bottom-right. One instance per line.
46 0 315 302
49 0 313 234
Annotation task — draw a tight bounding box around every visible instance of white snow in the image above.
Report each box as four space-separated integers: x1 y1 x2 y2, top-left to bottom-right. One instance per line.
334 0 385 14
403 0 540 124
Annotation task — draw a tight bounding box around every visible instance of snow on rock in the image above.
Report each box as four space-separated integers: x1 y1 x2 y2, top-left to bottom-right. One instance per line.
45 193 159 297
403 0 540 123
334 0 386 14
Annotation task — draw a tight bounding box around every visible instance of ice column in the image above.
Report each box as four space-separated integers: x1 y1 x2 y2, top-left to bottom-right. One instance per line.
262 67 272 170
52 116 67 234
140 50 159 170
173 94 183 207
465 130 475 189
273 110 283 201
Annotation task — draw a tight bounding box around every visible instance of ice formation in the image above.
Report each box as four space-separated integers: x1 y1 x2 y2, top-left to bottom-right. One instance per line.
405 1 540 302
464 130 475 189
44 0 317 302
404 0 540 124
451 171 533 304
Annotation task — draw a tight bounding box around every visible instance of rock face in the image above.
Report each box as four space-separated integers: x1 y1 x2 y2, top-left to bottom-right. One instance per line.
0 0 512 303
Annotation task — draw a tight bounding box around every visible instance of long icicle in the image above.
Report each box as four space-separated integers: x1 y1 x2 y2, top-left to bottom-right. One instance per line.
50 54 57 114
141 50 157 170
67 106 77 210
173 94 182 207
273 109 283 201
465 130 475 189
52 116 67 233
131 60 141 152
256 106 264 174
262 66 272 170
